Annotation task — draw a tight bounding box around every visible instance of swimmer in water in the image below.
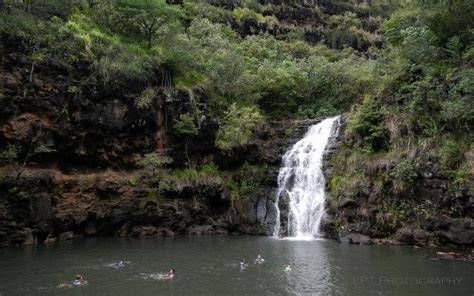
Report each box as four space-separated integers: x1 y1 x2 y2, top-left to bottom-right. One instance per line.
57 274 87 288
161 268 176 280
285 265 292 272
239 259 248 268
72 274 86 286
254 254 265 264
109 260 129 269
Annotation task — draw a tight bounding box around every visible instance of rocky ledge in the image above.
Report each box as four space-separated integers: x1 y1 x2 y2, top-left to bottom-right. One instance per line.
0 168 265 247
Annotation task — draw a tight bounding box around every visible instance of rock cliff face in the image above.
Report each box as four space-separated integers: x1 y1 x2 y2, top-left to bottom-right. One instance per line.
0 168 263 246
321 117 473 253
210 0 386 51
0 115 317 247
0 46 320 247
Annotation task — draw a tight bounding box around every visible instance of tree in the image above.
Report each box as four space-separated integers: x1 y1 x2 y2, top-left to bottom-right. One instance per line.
0 125 55 179
114 0 182 48
174 113 199 167
442 69 474 131
28 50 45 83
136 153 172 208
2 0 76 18
346 96 389 153
205 50 257 105
216 103 263 151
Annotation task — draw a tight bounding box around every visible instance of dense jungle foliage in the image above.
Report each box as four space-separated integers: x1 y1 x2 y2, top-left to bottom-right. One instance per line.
0 0 472 169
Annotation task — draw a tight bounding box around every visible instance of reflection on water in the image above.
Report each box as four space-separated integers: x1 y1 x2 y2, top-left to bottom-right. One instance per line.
0 236 472 296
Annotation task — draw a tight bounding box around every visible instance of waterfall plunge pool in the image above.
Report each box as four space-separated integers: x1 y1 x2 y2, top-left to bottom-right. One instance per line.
0 236 472 296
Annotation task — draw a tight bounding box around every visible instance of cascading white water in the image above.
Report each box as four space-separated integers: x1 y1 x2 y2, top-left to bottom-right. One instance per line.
273 116 340 239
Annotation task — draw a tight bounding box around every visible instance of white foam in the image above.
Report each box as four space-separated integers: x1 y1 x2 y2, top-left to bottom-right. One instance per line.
273 116 340 239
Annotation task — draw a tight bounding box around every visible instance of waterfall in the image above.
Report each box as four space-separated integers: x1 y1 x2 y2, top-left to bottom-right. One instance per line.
273 116 340 239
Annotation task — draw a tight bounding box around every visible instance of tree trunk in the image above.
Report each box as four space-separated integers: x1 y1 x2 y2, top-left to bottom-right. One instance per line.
185 138 191 168
154 103 167 151
29 62 35 83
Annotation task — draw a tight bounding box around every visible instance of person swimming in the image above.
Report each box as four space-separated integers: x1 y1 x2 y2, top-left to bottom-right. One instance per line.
71 274 86 286
254 254 265 264
108 260 128 269
239 259 248 268
57 274 87 288
161 268 176 280
284 265 292 272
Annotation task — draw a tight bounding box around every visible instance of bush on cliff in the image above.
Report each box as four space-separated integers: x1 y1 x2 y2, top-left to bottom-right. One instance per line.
137 153 173 179
216 103 263 151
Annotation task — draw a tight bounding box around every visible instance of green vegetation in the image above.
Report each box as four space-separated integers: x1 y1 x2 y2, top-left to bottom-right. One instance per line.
135 153 170 207
0 0 392 154
171 163 220 182
343 0 473 164
216 103 263 151
139 188 161 208
330 0 473 228
0 127 55 179
160 163 223 191
136 153 172 179
174 113 199 166
227 179 259 201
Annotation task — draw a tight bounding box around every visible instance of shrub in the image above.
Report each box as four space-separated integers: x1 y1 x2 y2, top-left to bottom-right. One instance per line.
449 167 469 186
201 163 220 175
174 113 199 136
442 69 474 131
137 153 173 179
216 104 263 151
227 179 258 200
174 113 199 167
389 160 417 183
346 96 389 153
136 87 157 109
440 139 463 170
232 7 264 21
166 163 222 190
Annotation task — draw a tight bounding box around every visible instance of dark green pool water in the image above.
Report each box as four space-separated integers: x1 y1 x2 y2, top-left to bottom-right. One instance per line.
0 236 472 295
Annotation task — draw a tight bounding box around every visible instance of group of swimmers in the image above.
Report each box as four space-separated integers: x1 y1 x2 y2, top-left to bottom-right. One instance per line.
240 254 265 267
66 254 291 287
64 262 176 287
240 254 292 272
